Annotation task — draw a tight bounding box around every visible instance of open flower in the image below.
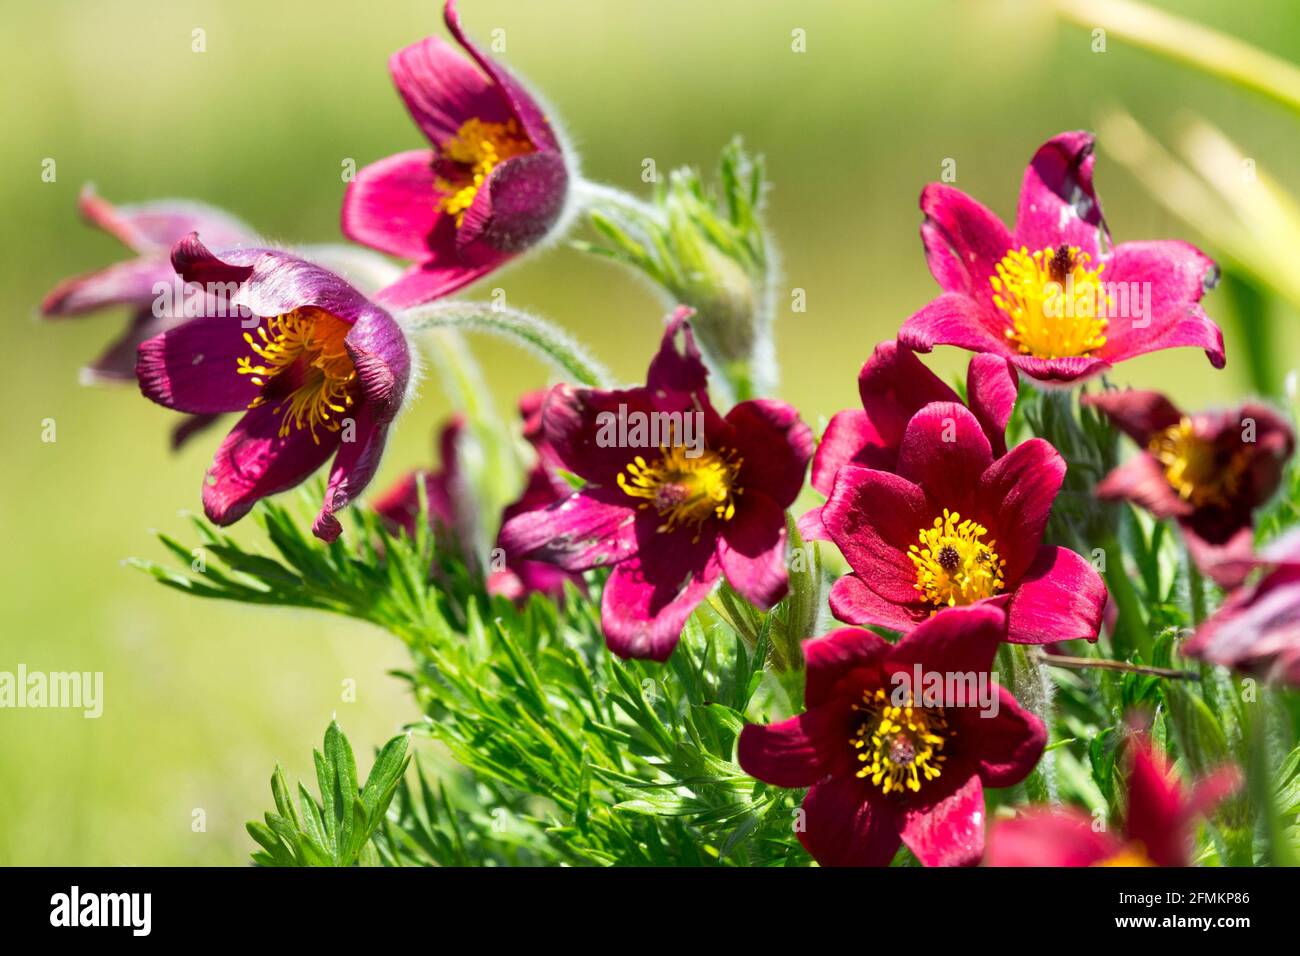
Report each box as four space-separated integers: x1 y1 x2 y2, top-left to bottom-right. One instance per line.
1183 529 1300 686
342 0 569 309
898 131 1224 386
800 341 1017 540
1084 389 1293 587
500 310 813 660
738 604 1045 866
41 186 256 446
136 236 411 541
986 735 1239 866
821 402 1106 643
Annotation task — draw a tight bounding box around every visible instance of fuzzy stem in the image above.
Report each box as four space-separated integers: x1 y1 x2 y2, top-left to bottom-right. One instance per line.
571 179 662 223
1033 651 1198 681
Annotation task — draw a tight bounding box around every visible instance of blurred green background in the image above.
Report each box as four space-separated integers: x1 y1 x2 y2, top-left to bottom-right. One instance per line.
2 0 1298 865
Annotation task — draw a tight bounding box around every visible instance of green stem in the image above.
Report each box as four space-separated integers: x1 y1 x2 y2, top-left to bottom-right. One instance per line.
1101 530 1152 661
1054 0 1300 117
400 301 614 388
1186 546 1208 626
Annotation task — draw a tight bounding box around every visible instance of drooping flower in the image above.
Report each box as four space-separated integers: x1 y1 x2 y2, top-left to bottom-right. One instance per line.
136 235 412 541
1183 528 1300 686
1084 389 1293 588
985 735 1239 866
341 0 569 309
373 392 584 603
738 604 1045 866
499 310 813 660
898 131 1224 386
41 186 256 447
799 340 1017 540
820 401 1106 643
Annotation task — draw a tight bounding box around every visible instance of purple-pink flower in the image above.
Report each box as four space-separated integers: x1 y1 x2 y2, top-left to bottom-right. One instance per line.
136 235 411 541
341 0 568 309
898 131 1224 386
500 310 813 660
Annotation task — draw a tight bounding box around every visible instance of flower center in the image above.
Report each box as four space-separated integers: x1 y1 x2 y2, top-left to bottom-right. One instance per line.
1092 843 1156 867
617 444 742 538
850 687 948 795
909 508 1006 608
236 307 357 443
990 244 1110 358
1148 417 1246 509
434 117 534 226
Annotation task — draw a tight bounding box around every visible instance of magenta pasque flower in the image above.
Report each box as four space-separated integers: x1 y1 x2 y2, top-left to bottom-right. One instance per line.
41 186 256 447
1084 389 1294 588
738 604 1046 866
136 235 411 542
500 310 813 661
898 131 1224 386
1183 529 1300 686
342 0 569 309
799 340 1017 541
821 400 1106 643
985 734 1239 866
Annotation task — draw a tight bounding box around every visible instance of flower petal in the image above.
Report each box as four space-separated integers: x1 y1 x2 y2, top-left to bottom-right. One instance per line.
313 404 394 542
897 402 993 514
41 257 171 317
388 34 511 146
498 489 637 572
1014 131 1107 260
888 602 1006 680
456 151 568 256
1006 545 1107 644
970 686 1047 787
821 466 929 604
977 438 1064 583
919 183 1013 312
803 626 893 708
966 353 1017 457
727 399 814 507
857 340 961 450
737 704 846 788
985 808 1118 866
800 776 901 867
898 292 1014 359
828 573 921 631
718 489 788 610
76 185 254 255
897 774 985 867
811 409 886 497
340 150 440 261
1082 388 1183 445
1095 454 1193 520
136 316 263 414
645 308 709 394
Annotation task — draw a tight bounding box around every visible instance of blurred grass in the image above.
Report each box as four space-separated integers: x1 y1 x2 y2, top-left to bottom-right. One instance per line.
1 0 1298 864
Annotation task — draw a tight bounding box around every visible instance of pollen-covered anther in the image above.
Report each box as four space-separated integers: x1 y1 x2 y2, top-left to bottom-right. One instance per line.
617 444 743 539
850 688 948 795
990 244 1110 359
909 508 1006 608
236 307 357 443
434 117 535 226
1148 417 1247 509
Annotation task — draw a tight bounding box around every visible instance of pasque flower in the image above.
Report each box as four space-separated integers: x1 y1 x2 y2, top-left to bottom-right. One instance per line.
500 310 813 660
136 235 411 542
898 131 1224 386
738 604 1046 866
342 0 569 309
986 735 1239 866
1183 529 1300 686
1084 389 1293 588
373 392 584 603
820 401 1106 643
799 340 1017 540
41 186 256 447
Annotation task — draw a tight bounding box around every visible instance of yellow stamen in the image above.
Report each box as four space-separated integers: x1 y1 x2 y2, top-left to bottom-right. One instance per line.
851 688 948 795
236 307 357 443
1148 417 1247 509
990 244 1110 358
909 508 1006 608
434 117 534 226
617 444 742 539
1093 843 1157 867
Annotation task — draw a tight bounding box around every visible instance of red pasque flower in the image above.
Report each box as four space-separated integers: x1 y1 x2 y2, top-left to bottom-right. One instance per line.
738 604 1046 866
799 340 1017 540
342 0 569 309
898 131 1224 386
1084 389 1294 588
499 309 813 661
820 401 1106 643
1183 529 1300 686
136 236 411 542
986 735 1240 866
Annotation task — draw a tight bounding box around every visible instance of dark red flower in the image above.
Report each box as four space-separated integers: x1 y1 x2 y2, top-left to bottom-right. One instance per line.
500 310 813 660
986 735 1239 866
1084 389 1294 588
738 604 1046 866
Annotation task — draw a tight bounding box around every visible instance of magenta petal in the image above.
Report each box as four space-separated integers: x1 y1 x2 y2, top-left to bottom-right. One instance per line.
1100 240 1223 369
388 35 510 145
919 183 1013 312
897 292 1015 359
1006 353 1110 385
726 399 814 507
1006 545 1106 644
1082 389 1183 445
889 603 1006 679
343 310 411 421
600 540 720 661
977 438 1064 583
457 151 568 256
803 627 893 708
811 410 883 497
718 489 788 610
737 705 845 788
541 383 683 487
1095 454 1193 520
83 310 174 383
796 505 828 542
800 776 900 867
897 402 993 513
971 686 1048 786
1124 742 1194 867
1183 524 1255 590
313 404 395 542
77 185 254 255
203 402 340 527
499 490 637 572
1014 130 1107 259
341 150 439 261
136 316 262 414
828 574 921 631
373 256 500 309
822 466 929 604
857 340 961 449
897 774 985 867
41 257 171 317
985 809 1118 866
966 353 1017 457
645 308 709 394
